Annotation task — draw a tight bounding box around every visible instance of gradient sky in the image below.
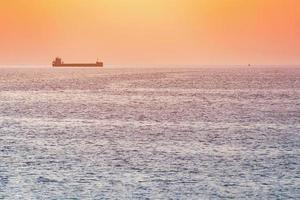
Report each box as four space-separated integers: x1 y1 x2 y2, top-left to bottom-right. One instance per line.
0 0 299 65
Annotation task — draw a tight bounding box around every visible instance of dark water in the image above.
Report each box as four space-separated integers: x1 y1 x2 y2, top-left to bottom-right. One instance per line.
0 67 299 199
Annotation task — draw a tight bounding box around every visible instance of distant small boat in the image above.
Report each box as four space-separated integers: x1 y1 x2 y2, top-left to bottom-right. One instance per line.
52 57 103 67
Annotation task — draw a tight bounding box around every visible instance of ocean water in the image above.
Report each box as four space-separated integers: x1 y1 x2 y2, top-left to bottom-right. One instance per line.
0 67 299 199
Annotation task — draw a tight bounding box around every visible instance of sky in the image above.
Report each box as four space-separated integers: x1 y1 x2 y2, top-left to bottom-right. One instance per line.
0 0 299 66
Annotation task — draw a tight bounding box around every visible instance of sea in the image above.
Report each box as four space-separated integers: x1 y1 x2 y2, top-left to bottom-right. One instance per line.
0 67 299 199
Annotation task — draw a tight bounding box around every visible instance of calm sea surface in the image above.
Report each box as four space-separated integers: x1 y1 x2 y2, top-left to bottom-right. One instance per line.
0 67 299 199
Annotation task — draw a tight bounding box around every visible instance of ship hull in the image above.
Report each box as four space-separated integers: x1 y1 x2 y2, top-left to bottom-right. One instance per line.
53 63 103 67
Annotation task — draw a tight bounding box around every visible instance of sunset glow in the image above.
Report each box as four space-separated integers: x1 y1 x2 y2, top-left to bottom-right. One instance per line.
0 0 299 65
1 1 300 199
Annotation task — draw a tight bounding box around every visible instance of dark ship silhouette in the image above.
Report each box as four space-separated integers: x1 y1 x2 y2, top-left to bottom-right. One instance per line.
52 57 103 67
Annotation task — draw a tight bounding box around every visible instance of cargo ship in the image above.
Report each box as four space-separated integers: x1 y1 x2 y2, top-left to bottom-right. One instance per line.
52 57 103 67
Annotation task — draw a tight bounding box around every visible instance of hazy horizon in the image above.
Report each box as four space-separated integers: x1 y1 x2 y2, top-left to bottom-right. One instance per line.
0 64 300 69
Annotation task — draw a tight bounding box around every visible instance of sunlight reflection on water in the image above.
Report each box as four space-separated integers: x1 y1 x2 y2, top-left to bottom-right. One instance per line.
0 67 299 199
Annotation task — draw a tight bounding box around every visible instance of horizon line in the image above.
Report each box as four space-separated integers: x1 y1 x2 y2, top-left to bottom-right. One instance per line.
0 64 299 69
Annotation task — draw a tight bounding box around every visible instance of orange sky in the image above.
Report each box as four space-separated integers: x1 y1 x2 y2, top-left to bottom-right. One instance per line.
0 0 299 65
